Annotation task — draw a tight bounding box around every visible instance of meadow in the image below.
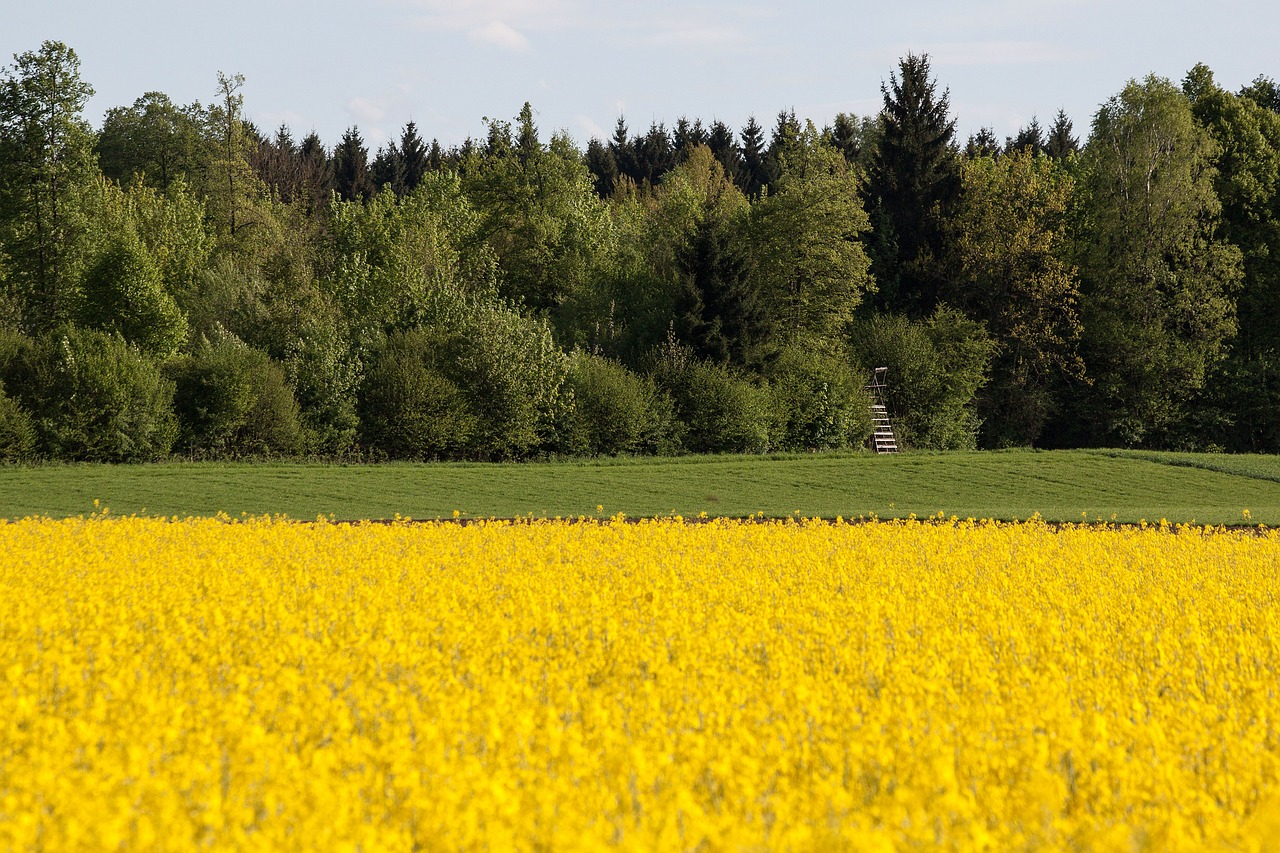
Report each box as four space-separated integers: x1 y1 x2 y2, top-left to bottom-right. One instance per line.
2 514 1279 849
4 448 1280 524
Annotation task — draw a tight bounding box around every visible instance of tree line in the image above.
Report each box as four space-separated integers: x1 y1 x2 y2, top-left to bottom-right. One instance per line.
0 40 1277 463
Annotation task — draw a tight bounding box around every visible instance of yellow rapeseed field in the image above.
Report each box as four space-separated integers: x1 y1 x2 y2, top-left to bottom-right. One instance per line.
2 513 1279 851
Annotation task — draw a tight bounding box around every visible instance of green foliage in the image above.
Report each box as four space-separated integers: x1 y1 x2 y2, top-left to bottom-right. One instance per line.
326 173 499 351
0 40 97 332
850 308 994 450
360 299 572 461
746 126 875 353
96 92 206 190
947 151 1084 447
357 327 478 461
464 105 614 313
866 52 961 315
78 231 188 358
0 381 34 462
168 333 303 459
3 326 176 461
564 351 678 456
1074 74 1243 447
652 342 771 454
766 344 872 451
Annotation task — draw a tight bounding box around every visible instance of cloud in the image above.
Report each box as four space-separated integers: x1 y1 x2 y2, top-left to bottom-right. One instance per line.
347 96 387 124
403 0 579 46
469 19 531 51
575 113 609 141
400 0 761 54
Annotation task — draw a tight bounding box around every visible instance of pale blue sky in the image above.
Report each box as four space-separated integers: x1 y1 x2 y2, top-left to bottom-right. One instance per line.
7 0 1279 152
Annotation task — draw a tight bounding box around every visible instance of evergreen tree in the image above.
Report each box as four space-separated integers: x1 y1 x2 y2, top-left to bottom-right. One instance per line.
1045 109 1079 160
609 116 638 183
707 120 741 185
826 112 862 165
675 215 757 365
764 108 802 190
866 52 961 316
399 121 429 192
738 116 768 197
964 127 1001 159
297 131 333 214
673 116 708 155
333 126 373 202
584 137 618 197
1007 116 1045 155
370 138 404 195
636 122 675 185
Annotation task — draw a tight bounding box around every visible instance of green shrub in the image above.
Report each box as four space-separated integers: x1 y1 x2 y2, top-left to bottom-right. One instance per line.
168 334 304 458
766 344 872 451
4 327 177 462
565 352 678 456
652 345 771 454
78 233 188 359
0 383 34 462
849 307 994 450
357 328 478 460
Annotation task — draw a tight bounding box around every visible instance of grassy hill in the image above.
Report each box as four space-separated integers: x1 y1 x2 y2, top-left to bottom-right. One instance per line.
2 449 1279 525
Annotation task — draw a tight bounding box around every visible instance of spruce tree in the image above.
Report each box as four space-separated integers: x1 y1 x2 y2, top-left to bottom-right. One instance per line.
399 121 428 192
866 52 961 316
707 120 741 185
1007 116 1045 155
738 116 768 197
333 126 373 202
1045 109 1079 160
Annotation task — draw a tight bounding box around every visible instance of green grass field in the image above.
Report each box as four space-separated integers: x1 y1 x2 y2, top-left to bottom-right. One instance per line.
2 449 1279 525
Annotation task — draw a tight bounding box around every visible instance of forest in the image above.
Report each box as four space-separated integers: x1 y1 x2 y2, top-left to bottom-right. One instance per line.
0 40 1278 463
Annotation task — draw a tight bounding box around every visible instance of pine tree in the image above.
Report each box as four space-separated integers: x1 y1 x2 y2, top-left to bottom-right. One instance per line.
707 120 741 185
399 121 428 192
738 116 767 197
964 127 1001 159
765 109 801 189
1045 109 1079 160
673 117 708 156
584 137 618 197
609 116 638 183
370 139 404 194
866 52 961 315
1007 116 1045 155
333 126 373 202
827 113 861 165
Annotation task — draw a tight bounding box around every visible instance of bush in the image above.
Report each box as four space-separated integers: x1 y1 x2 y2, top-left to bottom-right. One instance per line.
0 383 34 462
357 328 479 460
4 327 177 462
652 344 771 454
849 307 994 450
79 233 188 359
565 352 678 456
766 344 872 451
168 333 304 458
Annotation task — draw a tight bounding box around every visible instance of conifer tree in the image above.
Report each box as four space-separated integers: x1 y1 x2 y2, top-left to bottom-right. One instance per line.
333 126 373 202
1045 109 1079 160
738 116 768 197
866 52 961 315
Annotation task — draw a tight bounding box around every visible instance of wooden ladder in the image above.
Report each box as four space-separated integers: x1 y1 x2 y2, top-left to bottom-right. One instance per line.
867 367 899 454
